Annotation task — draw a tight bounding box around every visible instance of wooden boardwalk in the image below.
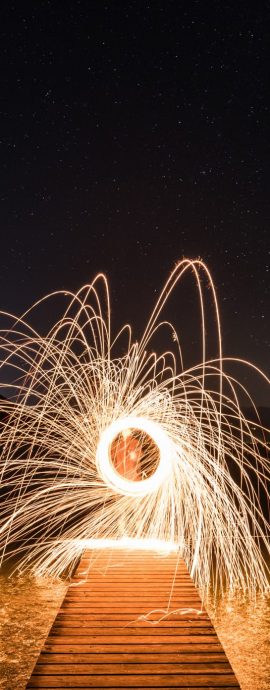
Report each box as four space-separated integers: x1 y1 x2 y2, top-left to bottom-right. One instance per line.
26 547 240 688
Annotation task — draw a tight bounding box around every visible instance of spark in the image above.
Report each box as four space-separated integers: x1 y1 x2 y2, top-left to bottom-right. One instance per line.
0 258 269 598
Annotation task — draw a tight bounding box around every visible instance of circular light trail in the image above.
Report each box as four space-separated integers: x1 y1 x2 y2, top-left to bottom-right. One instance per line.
96 415 173 496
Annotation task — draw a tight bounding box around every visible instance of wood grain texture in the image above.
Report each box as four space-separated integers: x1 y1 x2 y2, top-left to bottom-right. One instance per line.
26 549 240 688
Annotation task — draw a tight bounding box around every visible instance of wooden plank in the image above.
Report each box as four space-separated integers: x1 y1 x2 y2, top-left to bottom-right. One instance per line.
65 592 200 597
59 607 203 613
58 609 210 626
65 588 198 593
49 626 215 634
38 653 228 663
26 548 240 689
60 602 203 608
43 643 225 653
45 635 221 644
33 662 233 673
26 674 239 687
66 594 201 601
51 621 214 629
56 611 210 618
52 620 212 627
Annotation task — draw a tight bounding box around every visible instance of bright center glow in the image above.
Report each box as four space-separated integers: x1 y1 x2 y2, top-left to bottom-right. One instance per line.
96 416 173 496
72 537 178 552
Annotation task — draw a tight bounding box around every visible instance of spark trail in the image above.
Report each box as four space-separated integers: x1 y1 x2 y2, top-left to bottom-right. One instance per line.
0 259 269 598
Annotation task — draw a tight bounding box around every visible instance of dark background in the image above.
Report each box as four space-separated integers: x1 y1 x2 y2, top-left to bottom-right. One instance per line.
0 1 269 403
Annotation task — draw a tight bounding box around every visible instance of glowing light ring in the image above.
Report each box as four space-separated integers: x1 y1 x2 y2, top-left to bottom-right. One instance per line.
96 416 173 496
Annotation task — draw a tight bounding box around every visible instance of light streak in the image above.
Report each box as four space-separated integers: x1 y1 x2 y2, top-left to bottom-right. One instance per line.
0 259 269 598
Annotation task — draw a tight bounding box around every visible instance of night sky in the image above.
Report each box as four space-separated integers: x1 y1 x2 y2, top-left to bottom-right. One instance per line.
1 2 269 403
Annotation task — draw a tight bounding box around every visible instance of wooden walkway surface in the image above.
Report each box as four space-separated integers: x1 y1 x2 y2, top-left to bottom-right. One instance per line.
26 547 240 689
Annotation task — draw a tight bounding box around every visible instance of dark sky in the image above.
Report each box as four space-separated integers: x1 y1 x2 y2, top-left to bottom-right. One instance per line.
0 2 269 403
